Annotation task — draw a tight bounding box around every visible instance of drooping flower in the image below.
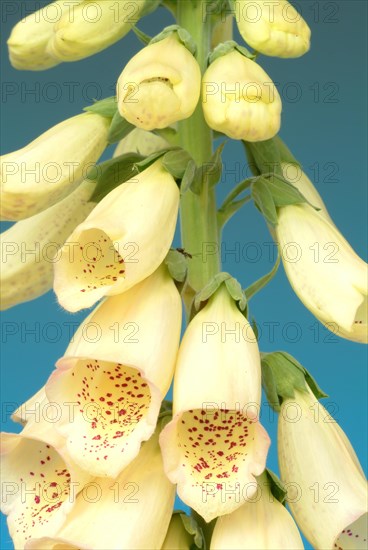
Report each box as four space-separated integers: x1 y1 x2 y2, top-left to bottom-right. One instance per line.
0 113 109 221
47 0 144 62
160 285 270 522
278 386 368 549
47 266 182 477
276 201 368 343
0 431 90 549
1 180 95 310
202 49 282 141
26 428 176 550
117 34 201 130
234 0 311 58
53 160 180 312
210 473 304 549
7 1 80 70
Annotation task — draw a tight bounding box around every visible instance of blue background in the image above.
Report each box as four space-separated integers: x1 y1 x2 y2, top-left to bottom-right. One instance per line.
1 1 367 548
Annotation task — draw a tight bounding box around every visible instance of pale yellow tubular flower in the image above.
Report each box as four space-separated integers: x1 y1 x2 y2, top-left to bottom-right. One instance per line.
0 431 91 549
53 160 180 312
46 266 182 478
114 128 169 157
7 1 82 70
47 0 145 62
26 430 176 550
278 387 367 549
161 514 194 550
202 50 282 141
234 0 311 58
160 286 270 523
210 474 304 549
0 180 96 310
276 203 368 343
117 34 201 130
0 113 109 221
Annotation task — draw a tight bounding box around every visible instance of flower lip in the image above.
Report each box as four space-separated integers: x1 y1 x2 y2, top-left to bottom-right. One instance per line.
46 357 163 478
160 406 270 523
334 513 368 550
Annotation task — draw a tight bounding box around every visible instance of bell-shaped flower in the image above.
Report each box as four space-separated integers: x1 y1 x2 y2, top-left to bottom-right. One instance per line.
210 473 304 549
1 180 95 310
47 265 181 478
278 386 367 549
114 128 169 158
276 202 368 343
47 0 144 63
53 160 180 312
6 1 79 71
234 0 311 58
161 514 195 549
0 431 90 549
202 50 282 141
26 428 176 550
117 34 201 130
160 286 270 523
1 113 109 221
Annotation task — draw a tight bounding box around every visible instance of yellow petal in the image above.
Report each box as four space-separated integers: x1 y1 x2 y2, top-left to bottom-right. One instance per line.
235 0 311 58
1 114 108 220
48 0 144 62
47 267 181 477
27 431 176 550
160 287 270 522
117 35 201 130
1 180 95 310
53 160 180 312
278 388 368 549
202 51 282 142
7 1 81 71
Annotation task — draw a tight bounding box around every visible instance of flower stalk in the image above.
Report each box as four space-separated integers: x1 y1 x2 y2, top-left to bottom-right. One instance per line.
177 1 221 296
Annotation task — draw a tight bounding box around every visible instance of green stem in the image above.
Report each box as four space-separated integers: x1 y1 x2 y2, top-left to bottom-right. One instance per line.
177 1 221 294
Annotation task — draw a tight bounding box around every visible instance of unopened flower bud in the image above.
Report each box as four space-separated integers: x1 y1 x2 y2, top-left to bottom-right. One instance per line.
117 34 201 130
202 50 282 141
235 0 311 58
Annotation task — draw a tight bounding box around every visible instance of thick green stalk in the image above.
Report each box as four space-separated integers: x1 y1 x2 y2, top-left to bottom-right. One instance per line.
177 1 221 293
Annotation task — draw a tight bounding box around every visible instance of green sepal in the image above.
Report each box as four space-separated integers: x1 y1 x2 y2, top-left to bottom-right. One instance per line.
88 153 142 202
83 96 117 118
179 513 204 549
264 469 287 504
208 40 255 65
198 143 225 188
243 138 283 177
108 111 135 144
251 174 312 226
244 254 280 300
194 272 247 311
153 126 178 142
261 351 328 412
272 136 301 167
162 148 195 179
180 160 197 195
149 25 197 56
165 249 188 283
252 178 278 225
131 25 152 45
134 149 169 171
